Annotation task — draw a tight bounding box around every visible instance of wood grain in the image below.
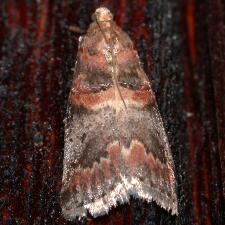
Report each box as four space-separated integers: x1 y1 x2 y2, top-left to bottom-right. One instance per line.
0 0 224 224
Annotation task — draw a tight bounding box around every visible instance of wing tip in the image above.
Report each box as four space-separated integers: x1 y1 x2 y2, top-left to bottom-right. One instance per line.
61 176 178 220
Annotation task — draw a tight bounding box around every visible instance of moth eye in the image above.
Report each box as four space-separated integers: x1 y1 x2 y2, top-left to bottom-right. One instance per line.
88 48 96 56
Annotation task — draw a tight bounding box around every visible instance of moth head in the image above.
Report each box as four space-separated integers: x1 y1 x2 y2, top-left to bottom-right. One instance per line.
92 7 113 22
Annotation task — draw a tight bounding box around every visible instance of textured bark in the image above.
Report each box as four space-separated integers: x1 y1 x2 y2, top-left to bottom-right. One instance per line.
0 1 224 225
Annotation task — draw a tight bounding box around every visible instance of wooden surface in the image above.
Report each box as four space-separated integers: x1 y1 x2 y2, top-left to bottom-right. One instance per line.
0 0 224 224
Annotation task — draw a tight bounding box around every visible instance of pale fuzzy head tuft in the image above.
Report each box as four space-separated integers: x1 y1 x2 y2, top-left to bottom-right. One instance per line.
93 7 113 22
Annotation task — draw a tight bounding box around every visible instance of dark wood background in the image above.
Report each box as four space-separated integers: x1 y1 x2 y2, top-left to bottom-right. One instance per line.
0 1 224 225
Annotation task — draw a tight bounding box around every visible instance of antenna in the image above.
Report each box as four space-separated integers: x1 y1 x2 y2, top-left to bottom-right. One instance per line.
94 7 127 110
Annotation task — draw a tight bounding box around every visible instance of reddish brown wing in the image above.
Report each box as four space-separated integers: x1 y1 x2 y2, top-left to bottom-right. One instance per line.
60 8 177 220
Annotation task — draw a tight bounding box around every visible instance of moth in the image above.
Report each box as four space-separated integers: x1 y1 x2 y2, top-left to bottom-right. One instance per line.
61 7 178 220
